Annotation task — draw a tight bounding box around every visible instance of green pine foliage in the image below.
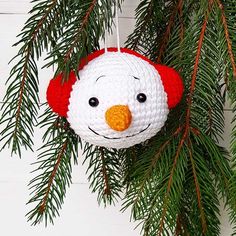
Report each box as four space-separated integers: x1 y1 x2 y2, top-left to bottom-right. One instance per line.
83 145 125 205
0 0 68 156
0 0 236 235
123 0 236 235
27 107 79 225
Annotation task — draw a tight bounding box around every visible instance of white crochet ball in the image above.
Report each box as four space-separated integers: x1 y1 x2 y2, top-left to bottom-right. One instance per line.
67 51 169 149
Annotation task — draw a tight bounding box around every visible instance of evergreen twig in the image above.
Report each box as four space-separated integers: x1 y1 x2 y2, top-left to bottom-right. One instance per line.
156 0 184 63
0 0 235 234
0 0 65 156
84 145 124 206
27 114 79 225
216 0 236 79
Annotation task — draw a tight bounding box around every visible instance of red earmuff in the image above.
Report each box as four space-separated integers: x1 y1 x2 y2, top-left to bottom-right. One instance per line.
154 64 184 109
46 48 184 117
46 71 77 117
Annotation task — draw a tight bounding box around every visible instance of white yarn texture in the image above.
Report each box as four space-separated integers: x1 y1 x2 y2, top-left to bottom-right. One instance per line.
67 51 169 149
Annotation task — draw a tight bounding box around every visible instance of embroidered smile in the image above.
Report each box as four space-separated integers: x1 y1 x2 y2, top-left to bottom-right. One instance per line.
88 124 151 140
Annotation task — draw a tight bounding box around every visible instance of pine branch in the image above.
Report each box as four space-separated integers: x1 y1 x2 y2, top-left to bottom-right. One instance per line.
175 213 190 236
63 0 97 63
0 0 121 156
125 0 170 57
175 0 225 140
187 142 207 233
157 134 186 236
0 0 64 156
22 0 124 226
100 147 112 196
212 3 236 233
218 9 236 232
156 0 184 63
122 128 189 235
47 0 123 79
157 4 214 234
186 0 213 123
83 145 124 206
128 0 154 51
38 140 68 214
27 111 79 225
123 128 181 212
123 1 236 235
216 0 236 79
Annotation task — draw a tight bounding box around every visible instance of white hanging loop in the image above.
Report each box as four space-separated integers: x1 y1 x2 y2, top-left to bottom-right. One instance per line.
115 1 121 52
104 29 108 53
104 1 121 53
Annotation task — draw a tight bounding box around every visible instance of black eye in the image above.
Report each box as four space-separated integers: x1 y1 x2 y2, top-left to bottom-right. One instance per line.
89 97 99 107
137 93 147 103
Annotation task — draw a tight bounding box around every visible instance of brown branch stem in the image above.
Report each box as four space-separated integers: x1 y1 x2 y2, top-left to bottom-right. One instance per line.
175 213 190 236
175 214 182 236
216 0 236 79
157 0 184 63
157 134 186 236
31 0 57 41
15 48 30 125
185 0 213 129
100 147 111 195
132 126 182 208
157 3 214 234
14 0 57 138
187 141 207 234
39 140 68 213
64 0 97 63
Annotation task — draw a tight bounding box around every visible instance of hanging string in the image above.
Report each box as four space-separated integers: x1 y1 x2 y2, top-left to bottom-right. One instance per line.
115 1 121 52
104 1 121 53
104 29 108 53
104 3 108 53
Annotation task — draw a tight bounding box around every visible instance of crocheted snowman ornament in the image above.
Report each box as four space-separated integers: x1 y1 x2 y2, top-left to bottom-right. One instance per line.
47 48 184 149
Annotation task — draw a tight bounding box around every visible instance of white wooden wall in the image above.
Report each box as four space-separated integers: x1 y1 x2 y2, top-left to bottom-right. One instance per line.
0 1 234 235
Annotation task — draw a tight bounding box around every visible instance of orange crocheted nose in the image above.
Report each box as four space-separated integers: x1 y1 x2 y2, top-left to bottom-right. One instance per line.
105 105 132 131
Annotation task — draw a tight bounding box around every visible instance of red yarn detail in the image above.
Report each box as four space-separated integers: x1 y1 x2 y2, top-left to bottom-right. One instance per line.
79 48 155 70
155 65 184 109
46 71 77 117
79 48 184 109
